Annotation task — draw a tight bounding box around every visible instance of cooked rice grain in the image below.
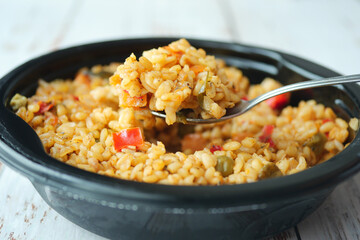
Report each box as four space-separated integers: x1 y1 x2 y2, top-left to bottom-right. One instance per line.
10 40 357 185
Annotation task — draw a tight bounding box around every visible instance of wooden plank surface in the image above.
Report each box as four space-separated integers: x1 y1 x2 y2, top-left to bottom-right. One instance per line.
298 172 360 240
0 0 359 239
0 167 107 240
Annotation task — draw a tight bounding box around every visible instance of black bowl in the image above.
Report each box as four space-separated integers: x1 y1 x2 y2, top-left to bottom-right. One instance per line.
0 38 360 240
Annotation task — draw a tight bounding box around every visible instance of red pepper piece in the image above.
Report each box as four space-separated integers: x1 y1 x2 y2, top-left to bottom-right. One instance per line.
265 93 290 110
36 101 54 114
210 145 223 153
241 96 249 101
259 125 275 148
322 119 333 124
113 127 144 152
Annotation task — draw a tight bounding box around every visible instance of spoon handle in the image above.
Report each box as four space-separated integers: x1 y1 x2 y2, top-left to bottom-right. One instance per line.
249 74 360 108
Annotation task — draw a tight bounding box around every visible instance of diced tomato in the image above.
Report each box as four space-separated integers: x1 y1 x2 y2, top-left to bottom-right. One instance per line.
265 93 290 110
322 119 333 124
259 125 275 148
72 95 79 101
36 101 54 114
113 127 144 152
119 90 147 108
241 96 249 101
261 125 274 137
210 145 223 153
181 133 207 152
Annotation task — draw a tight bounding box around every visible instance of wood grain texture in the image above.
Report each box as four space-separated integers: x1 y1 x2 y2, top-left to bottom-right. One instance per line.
0 0 359 239
298 172 360 240
0 167 107 240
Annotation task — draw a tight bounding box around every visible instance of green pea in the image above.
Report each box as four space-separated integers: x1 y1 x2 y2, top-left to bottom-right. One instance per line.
216 155 234 177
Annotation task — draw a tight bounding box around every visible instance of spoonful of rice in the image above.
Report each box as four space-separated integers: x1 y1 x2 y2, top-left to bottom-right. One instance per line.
151 74 360 124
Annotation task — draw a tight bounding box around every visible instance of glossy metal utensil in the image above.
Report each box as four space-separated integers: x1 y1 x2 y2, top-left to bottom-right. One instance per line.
151 74 360 124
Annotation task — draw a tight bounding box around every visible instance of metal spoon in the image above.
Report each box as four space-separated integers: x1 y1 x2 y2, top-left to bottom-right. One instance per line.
151 74 360 124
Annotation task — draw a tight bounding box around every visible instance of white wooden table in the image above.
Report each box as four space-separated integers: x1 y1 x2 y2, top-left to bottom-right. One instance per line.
1 0 360 239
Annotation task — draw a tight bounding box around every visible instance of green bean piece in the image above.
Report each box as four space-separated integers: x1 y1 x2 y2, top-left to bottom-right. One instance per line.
258 163 283 180
305 132 327 156
176 112 188 124
197 72 210 109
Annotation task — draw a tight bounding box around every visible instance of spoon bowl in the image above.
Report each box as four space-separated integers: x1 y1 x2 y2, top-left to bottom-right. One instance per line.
151 74 360 124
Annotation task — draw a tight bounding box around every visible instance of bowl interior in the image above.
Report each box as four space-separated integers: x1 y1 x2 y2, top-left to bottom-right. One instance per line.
0 38 359 206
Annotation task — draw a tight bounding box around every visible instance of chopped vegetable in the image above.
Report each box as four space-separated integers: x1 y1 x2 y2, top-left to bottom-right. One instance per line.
113 127 144 152
241 96 249 101
119 90 147 108
215 155 234 177
176 112 188 124
197 94 205 109
259 125 275 148
210 145 223 153
305 132 327 156
197 72 210 108
322 119 332 124
36 101 54 114
10 93 27 111
265 93 290 110
258 163 283 180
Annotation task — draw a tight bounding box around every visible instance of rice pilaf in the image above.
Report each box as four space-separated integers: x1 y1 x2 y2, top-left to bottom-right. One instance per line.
10 39 358 185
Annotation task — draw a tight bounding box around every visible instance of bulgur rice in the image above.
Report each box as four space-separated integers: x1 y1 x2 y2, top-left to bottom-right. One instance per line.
110 38 249 125
10 39 358 185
